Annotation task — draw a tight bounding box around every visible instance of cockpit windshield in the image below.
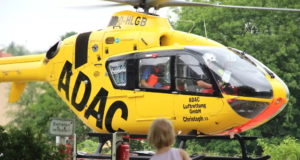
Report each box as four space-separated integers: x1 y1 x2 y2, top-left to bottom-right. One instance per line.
188 46 273 99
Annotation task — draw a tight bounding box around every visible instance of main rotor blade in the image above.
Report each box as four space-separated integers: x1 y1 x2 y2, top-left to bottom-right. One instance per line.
157 1 300 12
68 3 127 9
103 0 140 6
146 0 171 6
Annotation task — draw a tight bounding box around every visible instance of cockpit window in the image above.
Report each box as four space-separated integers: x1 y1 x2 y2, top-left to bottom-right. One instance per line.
189 46 273 98
108 61 127 87
175 55 214 95
139 57 171 90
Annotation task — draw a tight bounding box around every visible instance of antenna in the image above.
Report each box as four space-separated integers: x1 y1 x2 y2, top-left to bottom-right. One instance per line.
203 19 208 38
188 20 196 33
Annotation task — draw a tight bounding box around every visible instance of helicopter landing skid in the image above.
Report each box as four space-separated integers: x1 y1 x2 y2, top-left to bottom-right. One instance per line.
76 132 270 160
177 134 270 160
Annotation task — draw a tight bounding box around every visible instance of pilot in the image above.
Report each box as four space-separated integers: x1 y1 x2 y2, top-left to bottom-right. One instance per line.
188 69 213 93
196 79 213 94
140 65 164 89
196 79 212 89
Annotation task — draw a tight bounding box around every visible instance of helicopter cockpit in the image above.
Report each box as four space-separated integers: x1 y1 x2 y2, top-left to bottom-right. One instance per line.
107 45 285 120
187 46 276 119
188 46 273 99
107 46 275 99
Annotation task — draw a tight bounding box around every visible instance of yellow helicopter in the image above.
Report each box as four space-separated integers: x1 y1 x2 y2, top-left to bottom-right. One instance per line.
0 0 298 136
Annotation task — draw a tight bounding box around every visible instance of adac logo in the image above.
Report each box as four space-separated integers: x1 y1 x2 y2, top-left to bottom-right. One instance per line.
58 61 128 133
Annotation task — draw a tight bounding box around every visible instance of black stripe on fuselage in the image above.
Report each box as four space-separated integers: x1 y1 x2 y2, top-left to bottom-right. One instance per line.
75 32 91 69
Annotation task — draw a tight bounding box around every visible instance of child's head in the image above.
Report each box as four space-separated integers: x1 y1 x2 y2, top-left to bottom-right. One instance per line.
148 118 175 149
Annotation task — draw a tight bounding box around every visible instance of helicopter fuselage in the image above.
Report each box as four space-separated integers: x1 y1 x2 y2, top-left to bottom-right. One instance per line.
0 10 288 135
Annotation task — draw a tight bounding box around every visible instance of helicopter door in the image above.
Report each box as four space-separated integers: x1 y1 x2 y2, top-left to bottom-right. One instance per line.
105 58 137 132
135 56 174 120
103 31 140 58
173 54 224 133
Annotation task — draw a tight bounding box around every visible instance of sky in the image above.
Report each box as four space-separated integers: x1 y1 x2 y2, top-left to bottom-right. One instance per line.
0 0 170 52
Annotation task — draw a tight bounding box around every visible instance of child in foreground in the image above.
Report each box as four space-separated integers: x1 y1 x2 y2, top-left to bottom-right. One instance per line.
148 118 191 160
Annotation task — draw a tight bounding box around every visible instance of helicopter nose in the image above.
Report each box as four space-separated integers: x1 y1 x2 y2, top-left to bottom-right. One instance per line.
245 78 289 129
267 75 289 117
278 76 290 101
224 76 289 134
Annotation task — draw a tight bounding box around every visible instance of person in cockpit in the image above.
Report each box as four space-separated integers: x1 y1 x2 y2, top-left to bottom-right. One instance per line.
140 65 164 89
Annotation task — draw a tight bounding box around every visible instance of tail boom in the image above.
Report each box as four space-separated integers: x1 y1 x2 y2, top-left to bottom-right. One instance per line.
0 54 47 82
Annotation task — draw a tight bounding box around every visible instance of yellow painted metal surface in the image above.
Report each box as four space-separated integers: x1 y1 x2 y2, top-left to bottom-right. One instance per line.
0 10 288 135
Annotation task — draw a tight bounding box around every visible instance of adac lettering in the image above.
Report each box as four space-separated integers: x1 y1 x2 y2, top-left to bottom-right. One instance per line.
58 61 128 132
182 97 208 122
71 71 91 111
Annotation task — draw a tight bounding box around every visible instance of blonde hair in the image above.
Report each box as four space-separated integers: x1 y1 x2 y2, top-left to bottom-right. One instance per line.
147 118 175 149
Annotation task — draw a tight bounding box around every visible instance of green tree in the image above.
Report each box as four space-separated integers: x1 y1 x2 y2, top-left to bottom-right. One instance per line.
60 31 77 40
258 136 300 160
0 126 65 160
174 0 300 138
5 42 30 56
10 82 91 142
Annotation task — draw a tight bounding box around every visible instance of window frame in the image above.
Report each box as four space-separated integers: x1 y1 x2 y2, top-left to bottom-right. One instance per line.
174 51 221 97
106 53 137 90
108 60 127 87
138 56 172 91
106 49 221 97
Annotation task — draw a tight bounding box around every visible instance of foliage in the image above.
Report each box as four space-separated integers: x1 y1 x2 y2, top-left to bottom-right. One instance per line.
10 82 91 142
60 31 77 41
186 139 240 156
258 136 300 160
130 139 153 151
0 125 65 160
4 42 30 56
77 139 100 153
174 0 300 138
184 134 264 157
77 139 153 154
